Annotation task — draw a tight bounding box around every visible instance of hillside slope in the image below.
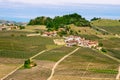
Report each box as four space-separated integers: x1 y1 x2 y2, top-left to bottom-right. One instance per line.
90 19 120 34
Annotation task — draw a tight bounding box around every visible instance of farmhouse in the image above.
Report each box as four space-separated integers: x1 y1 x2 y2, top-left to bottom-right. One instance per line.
65 35 98 48
42 31 57 37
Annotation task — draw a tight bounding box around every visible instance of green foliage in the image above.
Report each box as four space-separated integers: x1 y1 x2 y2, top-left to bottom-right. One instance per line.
19 25 25 29
101 48 107 53
24 59 37 68
24 59 31 68
91 17 101 21
28 13 90 31
57 30 67 37
89 69 118 74
98 42 103 47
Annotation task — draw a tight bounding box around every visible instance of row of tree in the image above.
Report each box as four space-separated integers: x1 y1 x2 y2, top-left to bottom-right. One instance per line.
28 13 90 30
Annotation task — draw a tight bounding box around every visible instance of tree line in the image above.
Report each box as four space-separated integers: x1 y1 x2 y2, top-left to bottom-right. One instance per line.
28 13 90 30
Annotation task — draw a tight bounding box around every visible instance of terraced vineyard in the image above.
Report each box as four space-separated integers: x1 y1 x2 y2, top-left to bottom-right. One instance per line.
0 31 54 59
52 48 119 80
35 47 76 62
4 47 76 80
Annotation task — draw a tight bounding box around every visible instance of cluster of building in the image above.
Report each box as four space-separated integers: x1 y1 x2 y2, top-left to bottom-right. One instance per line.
64 36 98 48
0 24 18 31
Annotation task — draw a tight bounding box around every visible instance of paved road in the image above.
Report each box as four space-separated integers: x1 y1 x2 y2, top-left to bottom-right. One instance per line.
47 47 79 80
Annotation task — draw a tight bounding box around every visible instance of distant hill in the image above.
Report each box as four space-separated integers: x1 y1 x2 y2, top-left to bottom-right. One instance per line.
28 13 90 30
0 20 27 26
90 19 120 34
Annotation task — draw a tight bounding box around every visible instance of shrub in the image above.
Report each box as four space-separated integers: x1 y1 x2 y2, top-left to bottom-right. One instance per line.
101 48 107 53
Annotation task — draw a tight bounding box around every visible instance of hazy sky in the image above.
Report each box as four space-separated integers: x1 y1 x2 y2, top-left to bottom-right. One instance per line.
0 0 120 22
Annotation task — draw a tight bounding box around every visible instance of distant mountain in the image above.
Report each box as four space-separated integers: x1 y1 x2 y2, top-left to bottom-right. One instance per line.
0 20 27 26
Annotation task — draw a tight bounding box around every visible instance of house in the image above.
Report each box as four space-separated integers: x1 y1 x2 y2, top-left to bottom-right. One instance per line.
42 31 57 37
65 40 78 47
64 35 98 48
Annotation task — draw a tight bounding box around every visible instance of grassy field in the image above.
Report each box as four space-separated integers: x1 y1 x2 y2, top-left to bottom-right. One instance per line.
68 24 102 40
18 25 47 32
0 31 54 59
98 37 120 59
70 24 102 35
52 48 119 80
91 19 120 34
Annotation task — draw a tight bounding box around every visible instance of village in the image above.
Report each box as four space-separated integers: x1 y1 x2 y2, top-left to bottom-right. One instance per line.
0 23 19 31
0 23 101 49
41 31 100 49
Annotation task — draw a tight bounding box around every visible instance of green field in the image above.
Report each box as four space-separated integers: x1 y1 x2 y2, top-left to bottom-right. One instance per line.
98 37 120 59
0 25 120 80
91 19 120 34
0 31 54 59
35 46 76 62
52 48 119 80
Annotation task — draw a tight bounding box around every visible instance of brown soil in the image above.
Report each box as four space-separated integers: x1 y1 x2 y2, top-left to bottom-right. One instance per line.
4 60 55 80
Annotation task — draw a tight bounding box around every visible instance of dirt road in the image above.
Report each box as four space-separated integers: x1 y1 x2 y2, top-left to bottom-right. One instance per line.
47 47 79 80
1 50 47 80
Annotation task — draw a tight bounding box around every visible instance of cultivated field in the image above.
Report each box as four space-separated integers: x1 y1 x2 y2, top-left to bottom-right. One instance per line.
99 37 120 60
4 47 76 80
0 57 24 79
52 48 119 80
4 60 55 80
0 26 120 80
35 46 76 62
0 31 54 59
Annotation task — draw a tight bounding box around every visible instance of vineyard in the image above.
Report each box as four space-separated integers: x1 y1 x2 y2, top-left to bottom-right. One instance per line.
52 48 119 80
0 31 54 59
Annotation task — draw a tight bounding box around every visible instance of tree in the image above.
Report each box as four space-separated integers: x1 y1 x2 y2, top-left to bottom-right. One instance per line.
24 59 37 69
98 42 103 47
24 59 31 68
91 17 101 21
101 48 107 53
28 13 90 30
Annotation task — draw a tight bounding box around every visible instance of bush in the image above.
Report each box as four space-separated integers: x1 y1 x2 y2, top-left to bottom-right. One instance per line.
24 59 31 68
101 48 107 53
98 42 103 47
24 59 37 69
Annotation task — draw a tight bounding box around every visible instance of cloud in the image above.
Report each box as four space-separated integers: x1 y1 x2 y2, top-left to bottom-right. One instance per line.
0 0 120 6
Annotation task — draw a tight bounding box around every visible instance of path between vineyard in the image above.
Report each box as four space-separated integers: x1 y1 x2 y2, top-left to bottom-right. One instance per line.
1 50 47 80
116 66 120 80
100 51 120 80
47 47 79 80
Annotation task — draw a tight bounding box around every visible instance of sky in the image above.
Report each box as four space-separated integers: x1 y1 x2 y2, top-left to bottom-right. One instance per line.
0 0 120 22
